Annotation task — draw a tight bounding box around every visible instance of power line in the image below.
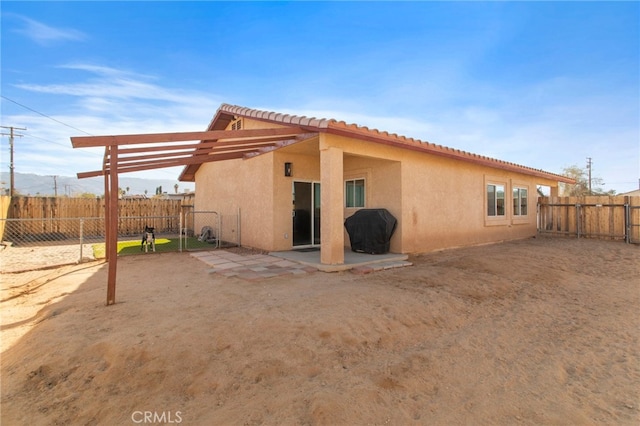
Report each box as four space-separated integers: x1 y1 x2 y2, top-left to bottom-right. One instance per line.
1 95 193 180
20 130 103 158
1 94 93 136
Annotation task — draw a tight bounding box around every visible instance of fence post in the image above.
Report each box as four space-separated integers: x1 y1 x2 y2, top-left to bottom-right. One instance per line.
189 209 194 251
625 197 630 244
179 213 183 252
576 203 581 238
79 218 84 263
217 212 221 249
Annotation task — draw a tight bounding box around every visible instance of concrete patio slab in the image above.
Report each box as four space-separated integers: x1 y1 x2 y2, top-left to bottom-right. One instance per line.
191 250 318 281
191 248 411 282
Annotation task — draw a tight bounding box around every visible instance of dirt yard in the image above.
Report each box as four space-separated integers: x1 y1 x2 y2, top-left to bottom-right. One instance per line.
1 236 638 425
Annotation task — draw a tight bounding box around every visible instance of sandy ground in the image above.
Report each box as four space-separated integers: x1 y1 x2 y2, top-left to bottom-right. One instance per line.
0 242 97 273
1 236 639 425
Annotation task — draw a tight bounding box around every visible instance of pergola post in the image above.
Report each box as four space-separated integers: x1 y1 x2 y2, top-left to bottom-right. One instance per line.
106 145 119 305
103 150 111 262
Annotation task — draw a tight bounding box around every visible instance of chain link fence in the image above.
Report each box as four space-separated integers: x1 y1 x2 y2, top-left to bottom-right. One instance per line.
1 211 240 273
185 210 240 250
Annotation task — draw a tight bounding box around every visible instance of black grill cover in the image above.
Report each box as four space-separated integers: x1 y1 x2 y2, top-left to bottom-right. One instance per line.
344 209 397 254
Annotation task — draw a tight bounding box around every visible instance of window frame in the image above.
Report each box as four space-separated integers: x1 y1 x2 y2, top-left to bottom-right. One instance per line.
513 187 528 216
345 178 366 209
487 183 506 217
484 176 509 226
511 182 531 225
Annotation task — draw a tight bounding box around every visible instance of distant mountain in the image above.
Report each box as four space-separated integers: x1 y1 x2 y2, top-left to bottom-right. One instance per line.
0 172 194 197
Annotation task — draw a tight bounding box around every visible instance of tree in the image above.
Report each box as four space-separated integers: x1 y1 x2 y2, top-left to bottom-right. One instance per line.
78 192 98 198
560 164 615 196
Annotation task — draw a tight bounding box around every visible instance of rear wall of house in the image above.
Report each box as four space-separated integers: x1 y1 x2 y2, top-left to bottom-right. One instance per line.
194 118 559 254
194 155 275 249
400 154 546 253
324 133 559 254
341 154 402 252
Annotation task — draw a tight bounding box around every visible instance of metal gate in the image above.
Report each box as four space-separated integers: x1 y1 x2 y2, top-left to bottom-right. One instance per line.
181 208 240 250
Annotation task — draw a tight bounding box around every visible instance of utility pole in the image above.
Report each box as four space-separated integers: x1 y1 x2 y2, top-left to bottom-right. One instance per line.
586 157 593 195
0 126 27 197
53 175 58 197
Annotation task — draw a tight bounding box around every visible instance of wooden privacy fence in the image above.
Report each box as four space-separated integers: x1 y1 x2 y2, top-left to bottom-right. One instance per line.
538 196 640 244
3 196 183 238
0 196 10 242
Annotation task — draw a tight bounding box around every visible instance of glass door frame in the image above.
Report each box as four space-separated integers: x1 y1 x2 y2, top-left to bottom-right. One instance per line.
292 180 321 248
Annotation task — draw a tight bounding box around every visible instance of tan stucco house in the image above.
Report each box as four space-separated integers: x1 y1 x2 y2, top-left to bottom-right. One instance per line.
179 104 574 267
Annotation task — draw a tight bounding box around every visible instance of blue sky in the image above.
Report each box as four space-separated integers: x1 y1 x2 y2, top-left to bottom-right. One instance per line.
1 1 639 194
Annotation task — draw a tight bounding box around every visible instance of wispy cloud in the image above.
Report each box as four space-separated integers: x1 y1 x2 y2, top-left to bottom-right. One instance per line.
14 63 222 132
17 63 219 114
10 14 87 45
283 72 638 190
5 63 223 181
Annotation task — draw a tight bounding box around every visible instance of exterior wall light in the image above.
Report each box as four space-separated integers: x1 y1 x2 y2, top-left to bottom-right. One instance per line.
284 162 292 177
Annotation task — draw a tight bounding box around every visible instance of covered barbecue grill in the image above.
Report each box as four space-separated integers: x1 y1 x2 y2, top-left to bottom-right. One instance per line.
344 209 397 254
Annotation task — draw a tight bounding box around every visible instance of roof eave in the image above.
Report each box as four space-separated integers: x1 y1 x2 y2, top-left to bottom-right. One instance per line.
324 123 574 184
181 103 575 185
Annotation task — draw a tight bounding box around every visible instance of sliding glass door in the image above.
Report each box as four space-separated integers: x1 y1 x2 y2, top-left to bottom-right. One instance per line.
292 181 321 247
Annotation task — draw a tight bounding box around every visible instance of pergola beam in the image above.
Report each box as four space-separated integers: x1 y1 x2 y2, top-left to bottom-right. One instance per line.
245 132 319 158
71 127 308 147
77 132 320 179
77 149 259 178
116 135 291 155
115 151 259 172
116 142 277 165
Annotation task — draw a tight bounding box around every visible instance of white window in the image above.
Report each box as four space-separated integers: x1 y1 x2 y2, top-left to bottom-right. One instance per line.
513 187 528 216
487 184 505 217
345 179 365 208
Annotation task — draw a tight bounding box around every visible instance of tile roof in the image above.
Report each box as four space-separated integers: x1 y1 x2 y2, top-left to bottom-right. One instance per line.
183 103 575 184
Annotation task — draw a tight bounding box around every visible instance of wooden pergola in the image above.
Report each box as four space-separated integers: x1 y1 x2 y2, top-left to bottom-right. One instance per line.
72 127 317 305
